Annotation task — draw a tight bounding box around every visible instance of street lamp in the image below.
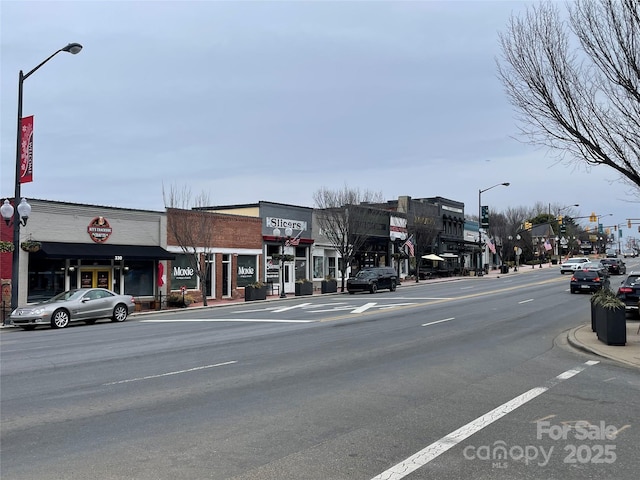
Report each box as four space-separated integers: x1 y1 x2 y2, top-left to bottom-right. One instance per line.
273 227 292 298
555 204 579 262
7 42 82 313
595 213 613 255
478 182 510 276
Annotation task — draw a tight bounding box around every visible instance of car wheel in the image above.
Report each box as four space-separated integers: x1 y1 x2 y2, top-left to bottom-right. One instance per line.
21 326 36 331
390 281 396 292
111 304 128 322
370 283 378 294
561 271 565 275
51 309 70 328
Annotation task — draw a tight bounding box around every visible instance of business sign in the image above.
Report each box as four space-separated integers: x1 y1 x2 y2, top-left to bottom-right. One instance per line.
87 217 113 243
237 255 257 287
171 254 197 289
266 217 307 232
390 216 407 241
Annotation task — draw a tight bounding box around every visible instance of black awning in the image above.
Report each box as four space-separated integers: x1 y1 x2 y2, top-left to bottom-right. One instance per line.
35 242 175 260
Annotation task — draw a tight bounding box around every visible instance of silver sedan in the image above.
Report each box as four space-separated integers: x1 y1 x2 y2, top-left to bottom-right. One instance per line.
9 288 136 330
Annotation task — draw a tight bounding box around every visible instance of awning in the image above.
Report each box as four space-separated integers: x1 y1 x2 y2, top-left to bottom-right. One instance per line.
34 242 175 260
422 253 445 261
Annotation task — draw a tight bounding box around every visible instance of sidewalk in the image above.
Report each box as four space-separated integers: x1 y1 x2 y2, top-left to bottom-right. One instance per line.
568 322 640 369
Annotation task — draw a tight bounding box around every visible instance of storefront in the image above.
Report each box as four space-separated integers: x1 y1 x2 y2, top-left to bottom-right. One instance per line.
1 199 174 305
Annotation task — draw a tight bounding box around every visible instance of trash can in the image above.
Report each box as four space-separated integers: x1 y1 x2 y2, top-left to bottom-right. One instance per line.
484 264 489 274
500 265 509 274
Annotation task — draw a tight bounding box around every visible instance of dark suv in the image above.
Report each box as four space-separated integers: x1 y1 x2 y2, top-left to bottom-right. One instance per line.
347 267 398 294
616 272 640 315
601 258 626 275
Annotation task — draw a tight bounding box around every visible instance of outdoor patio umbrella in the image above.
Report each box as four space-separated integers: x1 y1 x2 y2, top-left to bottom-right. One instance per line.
422 253 445 262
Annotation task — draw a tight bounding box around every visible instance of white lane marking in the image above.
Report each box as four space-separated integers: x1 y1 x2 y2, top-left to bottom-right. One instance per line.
273 303 312 313
103 361 237 385
421 317 454 327
352 302 377 313
459 286 474 290
371 361 599 480
141 319 313 323
518 298 534 304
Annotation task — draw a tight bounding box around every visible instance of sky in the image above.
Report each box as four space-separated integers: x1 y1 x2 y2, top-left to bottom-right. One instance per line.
1 0 638 241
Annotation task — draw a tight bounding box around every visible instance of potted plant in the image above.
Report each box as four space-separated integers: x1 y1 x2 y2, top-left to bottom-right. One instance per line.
0 241 14 253
244 281 267 301
321 276 337 294
20 239 41 252
590 289 626 345
295 279 313 296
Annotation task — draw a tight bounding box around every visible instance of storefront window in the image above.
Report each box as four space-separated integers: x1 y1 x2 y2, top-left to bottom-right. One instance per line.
313 256 323 279
237 255 257 287
327 257 336 279
27 257 65 302
124 261 155 296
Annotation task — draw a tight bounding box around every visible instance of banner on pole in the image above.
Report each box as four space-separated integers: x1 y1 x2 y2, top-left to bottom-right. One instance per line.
20 115 34 184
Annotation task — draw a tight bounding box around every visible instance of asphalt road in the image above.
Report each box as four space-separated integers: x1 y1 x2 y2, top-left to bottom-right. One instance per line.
1 267 639 479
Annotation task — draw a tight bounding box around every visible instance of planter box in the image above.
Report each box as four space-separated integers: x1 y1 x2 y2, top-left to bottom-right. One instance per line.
595 306 626 346
321 280 337 294
244 285 267 301
295 282 313 296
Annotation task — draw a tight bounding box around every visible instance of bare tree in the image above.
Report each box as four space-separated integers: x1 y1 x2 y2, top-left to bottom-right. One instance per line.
497 0 640 198
163 183 214 306
313 185 385 292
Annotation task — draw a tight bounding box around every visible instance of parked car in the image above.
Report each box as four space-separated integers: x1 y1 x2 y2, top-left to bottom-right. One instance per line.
9 288 136 330
600 258 627 275
347 267 398 294
570 270 610 293
616 271 640 315
560 257 590 274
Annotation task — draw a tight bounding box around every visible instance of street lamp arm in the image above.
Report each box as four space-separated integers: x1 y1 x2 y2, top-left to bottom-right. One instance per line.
22 43 83 81
480 182 510 194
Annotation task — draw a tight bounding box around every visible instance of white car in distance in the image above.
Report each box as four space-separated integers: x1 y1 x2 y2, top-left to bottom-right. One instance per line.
560 257 590 274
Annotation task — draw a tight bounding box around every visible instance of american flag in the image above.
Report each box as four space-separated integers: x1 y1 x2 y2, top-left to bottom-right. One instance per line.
403 235 415 257
285 230 303 246
544 239 552 251
487 239 496 254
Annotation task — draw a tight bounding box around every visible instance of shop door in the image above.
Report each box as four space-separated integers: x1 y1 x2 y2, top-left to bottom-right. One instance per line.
284 263 295 294
80 269 111 289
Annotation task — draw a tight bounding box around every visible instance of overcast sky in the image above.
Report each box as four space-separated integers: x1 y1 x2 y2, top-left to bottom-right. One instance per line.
1 0 637 240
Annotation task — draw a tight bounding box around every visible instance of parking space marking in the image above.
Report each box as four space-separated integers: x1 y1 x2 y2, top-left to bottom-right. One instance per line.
272 303 312 313
421 317 454 327
371 361 599 480
352 302 377 314
518 298 534 304
103 360 237 385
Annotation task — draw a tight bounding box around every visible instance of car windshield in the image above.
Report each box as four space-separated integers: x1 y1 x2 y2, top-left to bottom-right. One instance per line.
565 259 586 264
574 271 599 279
624 276 640 286
43 290 85 303
355 271 377 279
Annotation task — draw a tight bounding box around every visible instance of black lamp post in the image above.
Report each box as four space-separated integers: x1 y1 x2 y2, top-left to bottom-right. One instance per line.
6 43 82 313
273 227 292 298
478 182 510 276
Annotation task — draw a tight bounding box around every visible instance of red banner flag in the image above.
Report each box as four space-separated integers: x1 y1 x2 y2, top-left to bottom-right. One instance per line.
20 115 34 184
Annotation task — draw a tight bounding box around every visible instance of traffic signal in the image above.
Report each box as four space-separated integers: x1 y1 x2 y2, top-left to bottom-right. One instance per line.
589 212 597 222
614 225 618 231
629 219 633 229
524 221 532 231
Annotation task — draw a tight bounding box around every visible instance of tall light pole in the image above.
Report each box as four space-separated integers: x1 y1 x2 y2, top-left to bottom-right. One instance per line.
478 182 510 276
8 42 82 311
555 203 579 262
595 213 613 255
273 227 292 298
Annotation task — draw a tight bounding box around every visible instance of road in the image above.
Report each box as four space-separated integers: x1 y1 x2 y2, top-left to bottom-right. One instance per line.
1 266 639 479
